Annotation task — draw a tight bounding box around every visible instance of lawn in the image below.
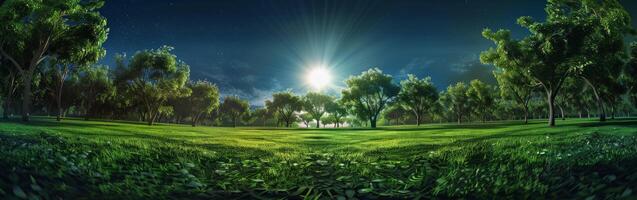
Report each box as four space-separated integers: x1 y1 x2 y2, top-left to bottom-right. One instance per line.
1 117 637 199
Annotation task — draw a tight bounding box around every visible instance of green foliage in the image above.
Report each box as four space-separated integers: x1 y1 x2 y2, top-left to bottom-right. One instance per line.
303 92 334 128
219 96 249 127
266 92 302 127
171 81 220 126
326 99 348 128
382 104 408 126
341 68 399 128
397 75 438 126
481 0 632 126
494 69 537 123
114 46 190 125
440 82 470 124
0 0 109 121
77 65 115 119
252 108 273 126
626 43 637 107
299 112 314 128
466 79 495 122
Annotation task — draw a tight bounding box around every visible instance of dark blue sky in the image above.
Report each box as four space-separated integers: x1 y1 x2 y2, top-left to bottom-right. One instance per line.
100 0 637 105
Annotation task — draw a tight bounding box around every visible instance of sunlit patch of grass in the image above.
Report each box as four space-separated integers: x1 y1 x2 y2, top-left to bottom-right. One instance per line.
1 117 636 199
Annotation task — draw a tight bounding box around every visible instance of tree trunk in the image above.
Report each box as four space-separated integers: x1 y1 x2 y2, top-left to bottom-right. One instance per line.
583 78 605 122
3 75 16 120
370 117 377 128
523 105 529 124
559 105 565 120
547 92 556 127
56 87 63 121
147 112 156 125
21 72 33 122
457 113 461 124
3 93 11 119
416 114 421 126
316 119 320 128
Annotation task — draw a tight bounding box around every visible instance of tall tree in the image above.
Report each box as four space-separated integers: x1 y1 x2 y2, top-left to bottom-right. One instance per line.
466 79 495 122
482 2 592 126
0 58 19 119
219 96 250 127
341 68 399 128
326 99 348 128
114 46 190 125
178 81 220 127
573 0 632 122
493 69 537 124
300 113 313 128
45 42 105 121
303 92 334 128
397 75 438 126
0 0 108 122
440 82 470 124
266 92 302 127
626 43 637 107
252 108 273 127
77 65 114 120
383 104 408 126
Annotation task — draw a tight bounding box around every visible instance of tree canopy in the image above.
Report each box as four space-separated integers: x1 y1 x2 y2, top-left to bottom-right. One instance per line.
266 92 302 127
114 46 190 125
0 0 109 121
341 68 399 128
397 75 438 126
303 92 334 128
220 96 249 127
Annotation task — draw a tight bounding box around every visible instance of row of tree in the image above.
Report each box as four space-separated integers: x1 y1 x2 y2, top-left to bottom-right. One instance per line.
1 0 637 127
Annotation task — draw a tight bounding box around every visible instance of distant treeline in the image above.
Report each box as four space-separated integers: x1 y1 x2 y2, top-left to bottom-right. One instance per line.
1 0 637 127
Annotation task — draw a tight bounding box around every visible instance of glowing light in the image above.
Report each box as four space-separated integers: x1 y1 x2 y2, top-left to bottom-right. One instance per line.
305 66 332 90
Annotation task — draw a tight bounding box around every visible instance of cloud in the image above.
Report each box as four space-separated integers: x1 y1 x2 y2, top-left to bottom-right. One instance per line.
397 57 436 79
396 54 495 90
191 60 284 106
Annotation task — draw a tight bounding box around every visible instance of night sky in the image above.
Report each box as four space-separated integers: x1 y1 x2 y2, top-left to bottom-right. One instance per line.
100 0 637 105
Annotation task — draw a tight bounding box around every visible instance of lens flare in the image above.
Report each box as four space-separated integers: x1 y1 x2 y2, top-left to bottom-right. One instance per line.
306 66 332 90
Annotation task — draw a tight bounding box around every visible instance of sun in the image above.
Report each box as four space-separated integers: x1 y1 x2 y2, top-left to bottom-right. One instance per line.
305 66 332 90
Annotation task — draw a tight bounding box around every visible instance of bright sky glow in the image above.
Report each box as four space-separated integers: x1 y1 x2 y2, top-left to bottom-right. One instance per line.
306 66 332 90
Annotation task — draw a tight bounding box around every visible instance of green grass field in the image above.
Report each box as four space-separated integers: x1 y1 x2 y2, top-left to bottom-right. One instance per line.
1 118 637 199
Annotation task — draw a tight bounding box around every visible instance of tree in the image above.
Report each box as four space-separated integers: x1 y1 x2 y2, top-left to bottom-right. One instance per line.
0 58 19 119
626 43 637 107
493 69 537 124
477 2 576 126
266 92 302 127
383 104 408 126
0 0 108 122
321 115 336 128
397 75 438 126
341 68 399 128
303 92 334 128
219 96 249 127
45 40 105 121
466 79 495 122
114 46 190 125
300 113 313 128
253 108 273 126
180 81 220 127
440 82 470 124
326 99 348 128
77 65 114 120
